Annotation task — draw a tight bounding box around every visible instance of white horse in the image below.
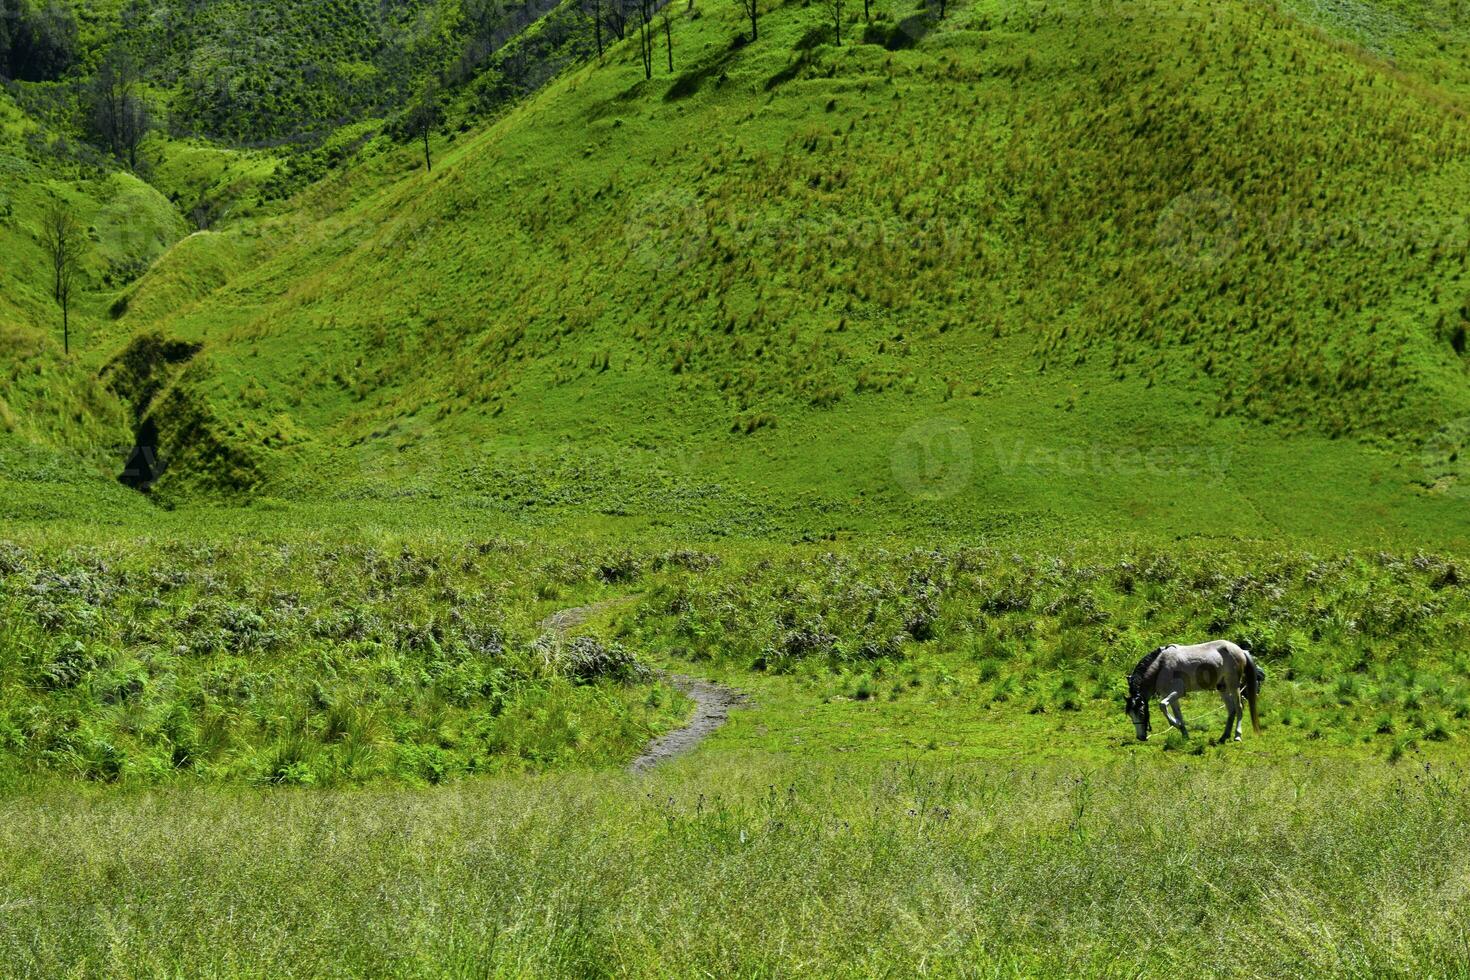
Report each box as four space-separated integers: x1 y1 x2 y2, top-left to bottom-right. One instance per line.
1124 640 1262 744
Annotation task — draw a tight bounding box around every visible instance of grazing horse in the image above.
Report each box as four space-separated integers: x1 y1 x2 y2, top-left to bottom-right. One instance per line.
1124 640 1262 744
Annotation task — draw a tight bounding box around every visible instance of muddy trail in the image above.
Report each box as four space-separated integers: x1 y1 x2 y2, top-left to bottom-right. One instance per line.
539 599 746 773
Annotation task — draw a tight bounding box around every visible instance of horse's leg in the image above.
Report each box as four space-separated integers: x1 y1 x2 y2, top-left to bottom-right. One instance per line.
1164 693 1189 739
1218 688 1239 744
1158 693 1180 735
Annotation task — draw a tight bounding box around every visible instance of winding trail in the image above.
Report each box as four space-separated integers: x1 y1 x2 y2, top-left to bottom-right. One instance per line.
627 675 746 774
538 599 746 773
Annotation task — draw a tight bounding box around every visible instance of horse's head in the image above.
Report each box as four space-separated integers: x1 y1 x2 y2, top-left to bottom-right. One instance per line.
1123 647 1166 741
1123 691 1150 740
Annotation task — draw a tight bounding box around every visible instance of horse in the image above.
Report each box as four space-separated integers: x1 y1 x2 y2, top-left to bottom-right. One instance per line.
1124 640 1262 744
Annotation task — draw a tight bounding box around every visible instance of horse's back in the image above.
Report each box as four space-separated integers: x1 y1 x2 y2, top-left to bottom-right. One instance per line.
1159 640 1249 692
1168 639 1248 662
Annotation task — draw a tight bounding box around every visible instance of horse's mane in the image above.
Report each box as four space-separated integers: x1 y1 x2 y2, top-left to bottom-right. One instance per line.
1128 647 1166 695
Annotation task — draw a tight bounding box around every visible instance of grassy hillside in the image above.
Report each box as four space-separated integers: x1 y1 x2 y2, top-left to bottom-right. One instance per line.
1 88 144 515
58 0 1466 545
1 0 603 521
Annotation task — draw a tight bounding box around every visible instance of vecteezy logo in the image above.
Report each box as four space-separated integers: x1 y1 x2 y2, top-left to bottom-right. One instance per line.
1421 417 1470 497
357 413 444 497
1155 188 1239 272
119 443 162 491
891 418 973 501
97 195 159 274
624 189 707 272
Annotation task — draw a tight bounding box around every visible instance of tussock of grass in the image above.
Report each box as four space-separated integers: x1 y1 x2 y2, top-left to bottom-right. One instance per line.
0 536 690 784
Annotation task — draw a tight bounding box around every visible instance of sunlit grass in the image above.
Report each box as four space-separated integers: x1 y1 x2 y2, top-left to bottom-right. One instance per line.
2 755 1467 975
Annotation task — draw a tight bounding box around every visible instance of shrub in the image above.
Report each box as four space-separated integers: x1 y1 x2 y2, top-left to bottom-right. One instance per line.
561 637 649 684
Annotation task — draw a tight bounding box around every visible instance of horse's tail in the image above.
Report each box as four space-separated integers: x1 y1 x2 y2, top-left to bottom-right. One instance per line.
1242 652 1262 734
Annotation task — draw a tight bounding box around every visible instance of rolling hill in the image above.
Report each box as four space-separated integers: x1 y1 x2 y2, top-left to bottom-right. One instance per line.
4 0 1470 545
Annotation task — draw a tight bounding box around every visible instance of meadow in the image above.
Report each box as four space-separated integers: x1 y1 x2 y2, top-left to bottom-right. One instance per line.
5 527 1470 975
0 531 709 785
6 529 1469 787
3 754 1469 975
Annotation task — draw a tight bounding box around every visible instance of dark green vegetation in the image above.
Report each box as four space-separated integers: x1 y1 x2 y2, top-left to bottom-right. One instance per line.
6 0 1470 974
0 535 689 784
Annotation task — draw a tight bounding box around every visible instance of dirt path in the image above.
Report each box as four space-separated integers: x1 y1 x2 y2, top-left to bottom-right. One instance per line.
538 599 745 773
628 674 746 773
536 596 638 634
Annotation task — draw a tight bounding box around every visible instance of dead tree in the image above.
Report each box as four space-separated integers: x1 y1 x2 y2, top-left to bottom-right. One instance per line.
90 46 150 170
40 201 81 355
586 0 604 56
604 0 627 41
736 0 757 42
636 0 654 79
660 3 673 72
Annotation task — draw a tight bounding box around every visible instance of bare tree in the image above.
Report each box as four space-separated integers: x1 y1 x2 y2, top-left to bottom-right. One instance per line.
585 0 604 57
636 0 654 79
736 0 757 42
40 201 81 356
604 0 627 40
407 81 443 172
90 46 150 170
829 0 842 43
660 3 673 72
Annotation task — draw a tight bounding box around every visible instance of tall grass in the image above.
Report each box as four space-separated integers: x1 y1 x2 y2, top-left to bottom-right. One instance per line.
6 536 1470 782
2 756 1467 975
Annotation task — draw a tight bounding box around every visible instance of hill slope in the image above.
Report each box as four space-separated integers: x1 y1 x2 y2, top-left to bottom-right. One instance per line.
15 0 1470 542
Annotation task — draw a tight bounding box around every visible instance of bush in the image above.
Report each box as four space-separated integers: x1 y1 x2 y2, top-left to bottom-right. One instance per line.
561 637 649 684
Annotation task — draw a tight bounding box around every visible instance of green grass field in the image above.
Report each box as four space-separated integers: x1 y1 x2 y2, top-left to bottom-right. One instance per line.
3 531 1470 974
5 0 1470 974
5 757 1469 975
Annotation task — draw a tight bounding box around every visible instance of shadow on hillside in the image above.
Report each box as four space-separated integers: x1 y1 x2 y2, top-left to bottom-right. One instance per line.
665 33 748 101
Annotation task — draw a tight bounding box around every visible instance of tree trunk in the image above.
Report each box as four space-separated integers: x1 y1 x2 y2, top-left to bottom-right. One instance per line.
639 4 654 80
423 129 432 172
62 299 69 356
